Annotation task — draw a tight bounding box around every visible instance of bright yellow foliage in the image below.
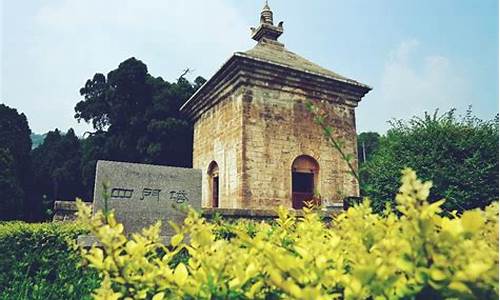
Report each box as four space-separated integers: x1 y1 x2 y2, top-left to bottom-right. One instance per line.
77 169 499 299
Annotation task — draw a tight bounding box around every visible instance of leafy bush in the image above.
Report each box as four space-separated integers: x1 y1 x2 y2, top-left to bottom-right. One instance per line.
361 109 499 213
0 221 99 299
77 169 499 299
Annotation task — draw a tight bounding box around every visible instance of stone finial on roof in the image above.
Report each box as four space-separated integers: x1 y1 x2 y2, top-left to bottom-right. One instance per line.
260 1 273 25
251 1 283 43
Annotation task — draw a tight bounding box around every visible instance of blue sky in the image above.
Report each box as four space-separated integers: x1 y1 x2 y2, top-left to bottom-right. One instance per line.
1 0 498 134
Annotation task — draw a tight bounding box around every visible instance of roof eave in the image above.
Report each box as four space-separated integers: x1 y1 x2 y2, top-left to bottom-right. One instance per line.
180 52 373 120
180 55 238 113
234 52 372 92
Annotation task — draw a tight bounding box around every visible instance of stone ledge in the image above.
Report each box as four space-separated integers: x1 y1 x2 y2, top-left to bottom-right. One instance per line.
56 200 347 224
77 234 172 248
53 200 88 211
53 200 91 222
202 204 343 219
76 204 345 247
55 201 346 222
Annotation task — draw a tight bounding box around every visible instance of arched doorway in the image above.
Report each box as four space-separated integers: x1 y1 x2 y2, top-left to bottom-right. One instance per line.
291 155 319 209
208 161 219 208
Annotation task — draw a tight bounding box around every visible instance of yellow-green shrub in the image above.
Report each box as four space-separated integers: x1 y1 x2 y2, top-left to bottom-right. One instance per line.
77 169 499 299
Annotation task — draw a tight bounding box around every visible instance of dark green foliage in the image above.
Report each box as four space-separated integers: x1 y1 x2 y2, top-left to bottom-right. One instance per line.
75 58 204 198
80 134 107 201
31 129 84 220
0 149 24 220
357 132 380 164
167 248 191 269
2 58 203 218
361 109 499 213
0 104 32 220
0 222 99 299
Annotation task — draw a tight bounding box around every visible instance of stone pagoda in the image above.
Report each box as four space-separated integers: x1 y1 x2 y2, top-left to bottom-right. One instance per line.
180 2 371 209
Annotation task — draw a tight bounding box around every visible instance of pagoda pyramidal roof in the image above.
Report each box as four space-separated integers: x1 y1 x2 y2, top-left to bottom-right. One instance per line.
180 1 371 120
236 39 369 89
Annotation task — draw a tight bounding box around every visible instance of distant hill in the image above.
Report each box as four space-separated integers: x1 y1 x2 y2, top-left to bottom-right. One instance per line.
31 133 47 149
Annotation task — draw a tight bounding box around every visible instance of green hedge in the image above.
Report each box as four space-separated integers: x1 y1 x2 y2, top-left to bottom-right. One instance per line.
0 221 100 299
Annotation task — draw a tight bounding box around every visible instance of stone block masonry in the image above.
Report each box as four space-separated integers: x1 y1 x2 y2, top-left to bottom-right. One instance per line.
241 84 359 208
192 79 360 210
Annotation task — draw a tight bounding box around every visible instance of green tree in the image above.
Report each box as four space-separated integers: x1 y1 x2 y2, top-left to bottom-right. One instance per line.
0 104 32 220
361 109 499 213
31 129 84 219
75 58 205 198
53 129 84 201
0 149 24 220
357 132 380 164
80 133 107 201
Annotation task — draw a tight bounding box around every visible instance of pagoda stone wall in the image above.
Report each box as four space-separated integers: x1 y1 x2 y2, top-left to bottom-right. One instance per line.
240 84 359 208
192 90 245 208
193 82 359 209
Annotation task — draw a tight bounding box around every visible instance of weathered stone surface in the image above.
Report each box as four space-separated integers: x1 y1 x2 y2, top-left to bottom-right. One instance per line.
241 85 359 208
191 79 360 210
93 160 201 236
193 92 244 208
77 234 173 248
203 204 343 219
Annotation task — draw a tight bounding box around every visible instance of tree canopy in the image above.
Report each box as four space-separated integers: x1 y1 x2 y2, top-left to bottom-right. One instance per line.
75 57 205 199
31 129 84 218
0 149 24 220
357 132 380 164
0 104 32 220
360 109 499 213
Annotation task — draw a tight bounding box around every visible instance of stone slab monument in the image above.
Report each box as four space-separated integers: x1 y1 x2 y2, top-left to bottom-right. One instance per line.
92 160 202 237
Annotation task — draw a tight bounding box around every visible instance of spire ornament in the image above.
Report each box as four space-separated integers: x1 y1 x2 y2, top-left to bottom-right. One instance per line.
250 0 283 43
260 0 273 25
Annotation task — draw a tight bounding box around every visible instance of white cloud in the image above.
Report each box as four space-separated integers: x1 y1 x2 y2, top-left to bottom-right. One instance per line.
358 38 471 133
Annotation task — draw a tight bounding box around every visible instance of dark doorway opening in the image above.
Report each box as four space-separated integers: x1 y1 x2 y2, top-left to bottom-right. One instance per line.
292 172 314 209
291 155 319 209
212 176 219 208
208 161 219 208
